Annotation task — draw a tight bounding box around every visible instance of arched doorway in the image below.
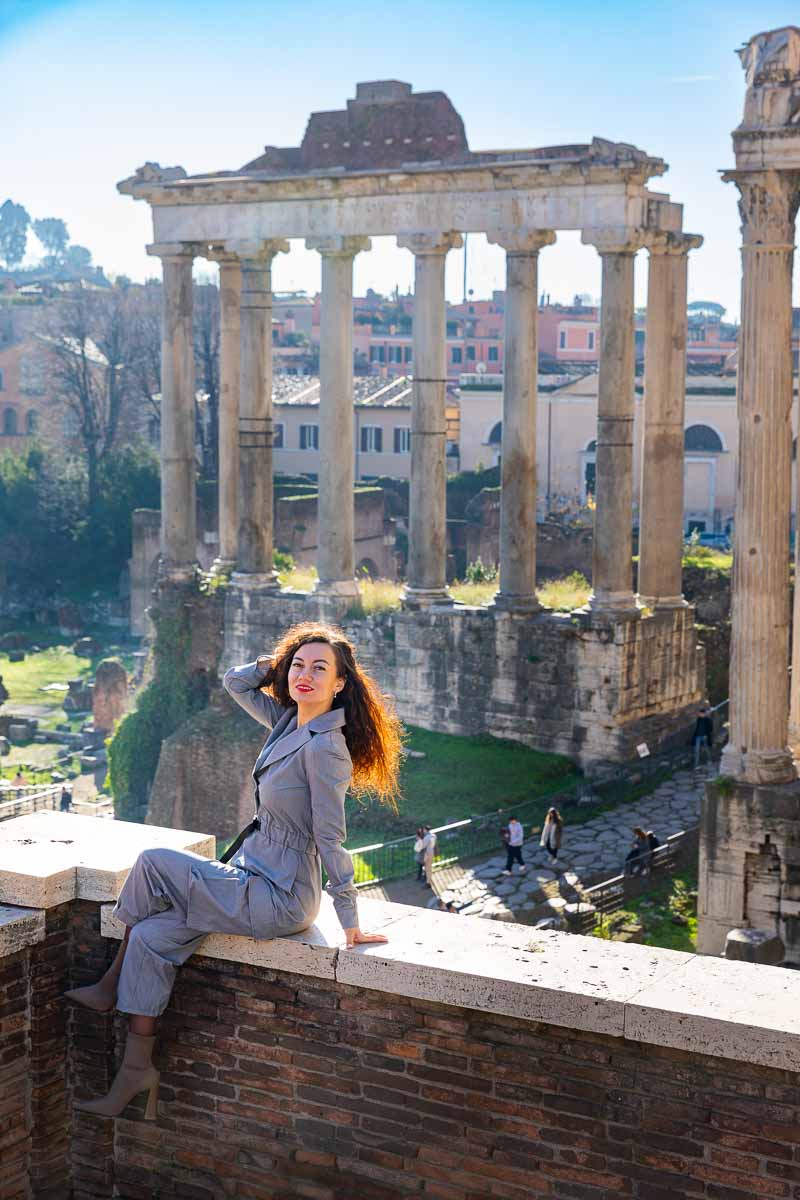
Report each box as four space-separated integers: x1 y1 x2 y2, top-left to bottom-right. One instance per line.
684 424 724 533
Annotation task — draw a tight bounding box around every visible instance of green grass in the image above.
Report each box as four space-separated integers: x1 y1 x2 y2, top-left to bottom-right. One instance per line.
682 545 732 572
276 568 592 614
1 645 92 706
344 724 578 849
591 867 698 952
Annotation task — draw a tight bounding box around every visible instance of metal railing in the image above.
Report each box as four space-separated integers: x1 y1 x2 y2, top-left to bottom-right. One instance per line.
349 701 727 889
0 785 114 823
571 826 700 935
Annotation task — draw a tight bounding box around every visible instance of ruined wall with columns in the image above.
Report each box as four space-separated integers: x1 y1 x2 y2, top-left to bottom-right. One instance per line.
5 811 800 1200
120 85 706 797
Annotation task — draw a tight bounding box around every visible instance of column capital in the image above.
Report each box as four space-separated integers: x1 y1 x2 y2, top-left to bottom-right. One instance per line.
581 227 647 255
486 228 556 254
146 242 199 262
305 235 371 257
644 231 704 256
204 243 242 267
226 239 290 264
722 168 800 249
396 231 463 256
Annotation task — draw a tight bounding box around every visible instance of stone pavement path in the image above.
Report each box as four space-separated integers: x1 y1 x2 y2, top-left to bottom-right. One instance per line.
361 764 714 922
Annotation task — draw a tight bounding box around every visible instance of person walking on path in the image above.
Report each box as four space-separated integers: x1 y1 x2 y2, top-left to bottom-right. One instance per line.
59 785 72 812
626 827 648 876
540 807 563 864
413 826 426 881
64 621 402 1119
691 704 714 770
421 824 437 888
502 815 527 876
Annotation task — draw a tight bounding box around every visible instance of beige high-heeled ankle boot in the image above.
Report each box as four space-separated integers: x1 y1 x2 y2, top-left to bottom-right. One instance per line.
75 1031 159 1120
64 932 128 1012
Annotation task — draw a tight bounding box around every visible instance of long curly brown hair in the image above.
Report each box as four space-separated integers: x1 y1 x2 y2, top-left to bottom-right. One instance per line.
260 622 403 808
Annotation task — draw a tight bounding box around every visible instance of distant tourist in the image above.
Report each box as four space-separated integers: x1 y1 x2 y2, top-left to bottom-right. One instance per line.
421 824 437 888
438 896 458 914
540 807 563 864
691 704 714 769
501 815 527 876
626 827 648 875
413 826 426 881
59 786 73 812
643 829 661 875
12 770 26 791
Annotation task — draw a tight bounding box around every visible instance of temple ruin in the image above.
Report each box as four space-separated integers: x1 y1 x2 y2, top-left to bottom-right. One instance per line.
119 81 705 772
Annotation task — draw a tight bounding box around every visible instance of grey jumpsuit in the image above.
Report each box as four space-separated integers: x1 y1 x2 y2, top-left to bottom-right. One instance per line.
112 660 359 1017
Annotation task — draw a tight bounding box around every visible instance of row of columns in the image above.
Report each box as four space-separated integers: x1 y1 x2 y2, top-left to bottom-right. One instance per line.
148 226 701 615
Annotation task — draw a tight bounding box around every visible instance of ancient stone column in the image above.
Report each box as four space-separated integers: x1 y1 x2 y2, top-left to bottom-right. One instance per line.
487 228 556 611
207 247 241 572
397 231 463 607
582 229 644 616
147 242 197 578
230 239 289 582
720 171 799 784
637 232 703 609
306 236 371 597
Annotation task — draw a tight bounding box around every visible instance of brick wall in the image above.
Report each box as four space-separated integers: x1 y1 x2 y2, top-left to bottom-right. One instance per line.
3 875 800 1200
60 926 800 1200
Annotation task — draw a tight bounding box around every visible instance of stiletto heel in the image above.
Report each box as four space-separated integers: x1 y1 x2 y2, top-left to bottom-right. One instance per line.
75 1032 158 1119
144 1076 160 1120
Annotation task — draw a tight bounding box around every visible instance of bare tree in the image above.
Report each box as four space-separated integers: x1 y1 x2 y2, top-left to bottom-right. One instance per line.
44 285 134 520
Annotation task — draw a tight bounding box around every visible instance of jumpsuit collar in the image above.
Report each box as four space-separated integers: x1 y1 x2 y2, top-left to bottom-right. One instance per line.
255 706 346 774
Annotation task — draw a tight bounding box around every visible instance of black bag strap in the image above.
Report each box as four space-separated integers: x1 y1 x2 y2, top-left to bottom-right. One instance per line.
219 817 258 864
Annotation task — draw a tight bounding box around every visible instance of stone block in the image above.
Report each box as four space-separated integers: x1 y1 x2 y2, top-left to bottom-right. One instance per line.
724 927 785 965
0 811 215 908
8 650 24 663
0 737 9 755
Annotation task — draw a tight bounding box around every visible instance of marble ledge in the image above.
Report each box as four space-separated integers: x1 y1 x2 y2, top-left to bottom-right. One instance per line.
2 811 799 1074
101 895 800 1074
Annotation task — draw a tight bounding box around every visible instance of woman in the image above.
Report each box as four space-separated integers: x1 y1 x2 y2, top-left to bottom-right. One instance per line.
539 806 563 864
626 826 648 876
65 621 402 1119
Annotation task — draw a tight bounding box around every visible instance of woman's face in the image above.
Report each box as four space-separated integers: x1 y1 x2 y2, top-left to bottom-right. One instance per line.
287 641 344 709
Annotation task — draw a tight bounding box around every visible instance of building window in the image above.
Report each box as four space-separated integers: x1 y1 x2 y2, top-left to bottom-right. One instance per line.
369 345 385 363
558 330 567 350
452 347 463 364
0 368 4 390
404 346 412 363
685 424 723 452
587 331 596 351
488 421 502 447
360 425 383 453
488 346 499 362
394 426 411 453
20 355 45 394
26 410 38 435
147 417 159 446
2 407 17 435
63 411 80 438
273 422 284 449
466 345 476 361
299 423 319 450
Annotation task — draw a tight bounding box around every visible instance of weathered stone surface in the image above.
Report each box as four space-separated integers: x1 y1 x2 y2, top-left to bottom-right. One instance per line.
0 903 45 955
91 658 128 733
0 811 214 908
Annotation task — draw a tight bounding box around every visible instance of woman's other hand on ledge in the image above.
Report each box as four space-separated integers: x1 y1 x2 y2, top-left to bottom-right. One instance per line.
344 928 389 949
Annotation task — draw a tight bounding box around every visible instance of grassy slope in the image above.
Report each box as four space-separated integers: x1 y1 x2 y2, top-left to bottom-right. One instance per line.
345 724 578 848
591 867 698 953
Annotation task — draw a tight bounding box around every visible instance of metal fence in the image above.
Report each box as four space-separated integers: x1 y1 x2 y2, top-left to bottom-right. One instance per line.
570 825 700 935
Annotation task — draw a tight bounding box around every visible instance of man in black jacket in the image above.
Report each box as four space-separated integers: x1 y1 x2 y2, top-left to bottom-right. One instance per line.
691 705 714 769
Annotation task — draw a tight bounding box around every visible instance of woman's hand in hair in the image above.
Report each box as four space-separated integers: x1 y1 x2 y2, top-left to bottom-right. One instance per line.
256 654 276 688
343 927 389 949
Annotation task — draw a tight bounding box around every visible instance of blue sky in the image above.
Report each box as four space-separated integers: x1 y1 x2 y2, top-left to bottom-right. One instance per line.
3 0 799 315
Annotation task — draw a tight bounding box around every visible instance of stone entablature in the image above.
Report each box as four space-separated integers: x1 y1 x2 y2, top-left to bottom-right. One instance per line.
4 812 800 1198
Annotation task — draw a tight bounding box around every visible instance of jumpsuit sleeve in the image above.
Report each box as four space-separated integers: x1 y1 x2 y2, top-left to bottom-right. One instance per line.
223 661 287 730
306 735 359 931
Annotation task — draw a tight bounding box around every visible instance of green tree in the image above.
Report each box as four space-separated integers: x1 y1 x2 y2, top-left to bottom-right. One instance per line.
0 199 30 268
32 217 69 262
63 244 92 273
